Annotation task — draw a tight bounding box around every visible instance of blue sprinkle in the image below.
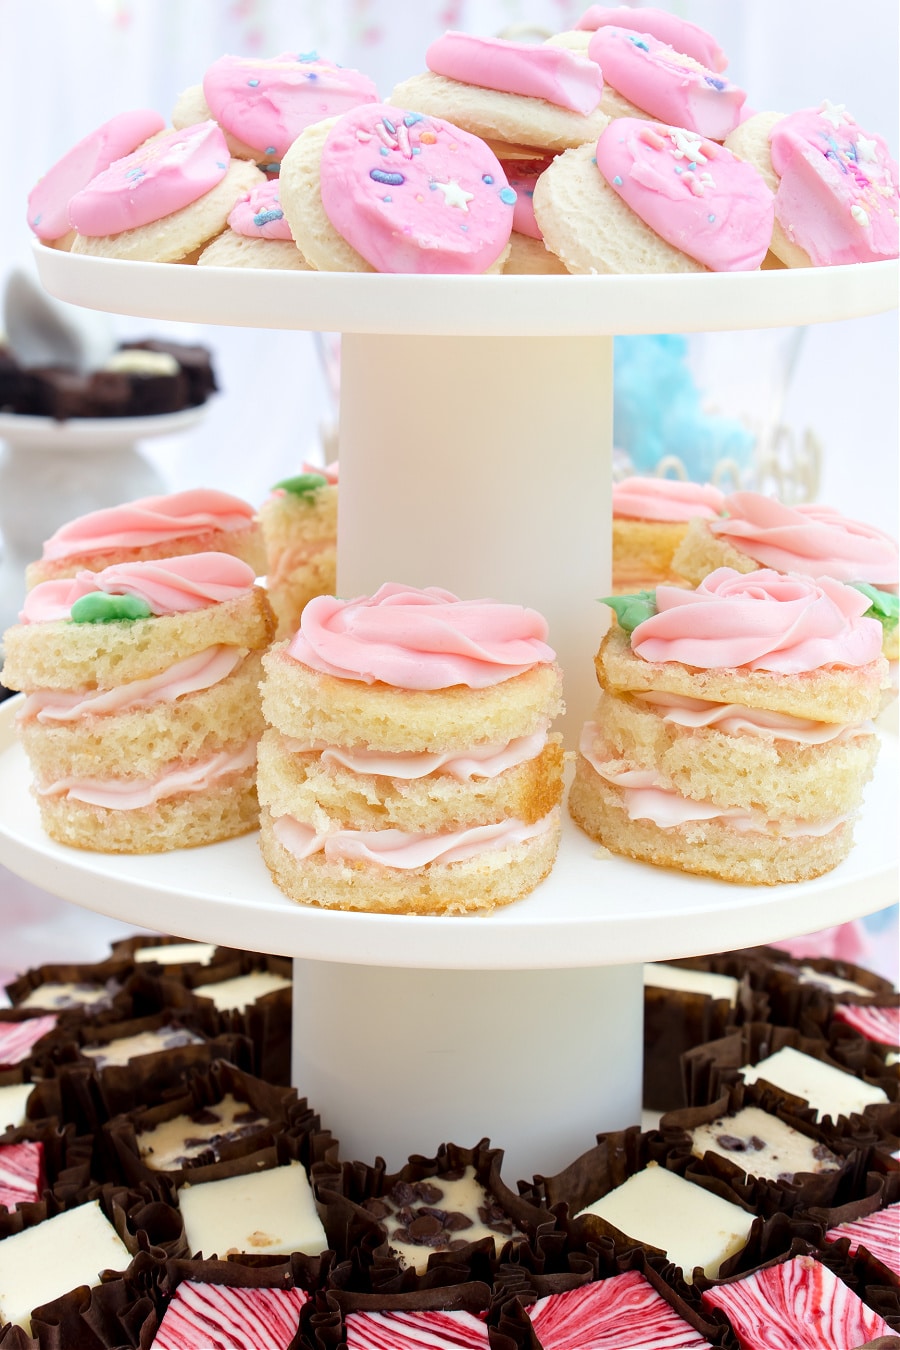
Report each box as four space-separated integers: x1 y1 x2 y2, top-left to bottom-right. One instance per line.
499 186 516 205
627 35 650 50
460 224 468 231
674 166 683 174
412 146 421 155
383 195 392 202
247 78 260 87
264 160 281 173
33 212 42 225
297 50 318 62
215 160 227 170
704 75 727 91
708 213 716 223
307 72 318 80
265 146 276 156
482 173 494 184
847 142 858 161
613 174 622 186
253 207 284 226
591 155 597 164
370 168 405 186
125 167 145 180
404 112 424 126
688 161 697 171
382 116 396 134
379 146 389 155
429 181 437 191
525 188 534 198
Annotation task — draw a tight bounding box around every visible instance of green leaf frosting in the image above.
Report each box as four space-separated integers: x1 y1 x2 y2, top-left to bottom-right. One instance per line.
600 590 658 633
273 473 328 498
851 582 899 634
70 592 152 624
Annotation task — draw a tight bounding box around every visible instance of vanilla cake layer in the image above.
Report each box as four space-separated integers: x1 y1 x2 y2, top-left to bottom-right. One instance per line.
259 805 561 915
569 756 854 885
597 625 888 725
25 524 266 590
256 727 564 833
612 519 690 592
2 588 274 692
595 693 878 820
18 653 265 782
672 517 762 588
261 645 564 753
36 764 259 853
260 486 338 640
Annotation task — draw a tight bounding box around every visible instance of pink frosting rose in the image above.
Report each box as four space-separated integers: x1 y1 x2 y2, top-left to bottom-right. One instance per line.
630 567 883 673
20 553 257 624
41 489 256 563
287 582 556 689
710 492 898 586
613 476 725 522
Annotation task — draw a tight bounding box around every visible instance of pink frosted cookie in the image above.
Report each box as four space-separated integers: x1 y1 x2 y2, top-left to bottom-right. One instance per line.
834 1003 900 1049
198 179 311 270
534 119 773 274
279 105 515 274
150 1280 308 1350
27 109 165 250
344 1309 490 1349
497 153 569 274
0 1140 45 1211
726 102 900 267
172 51 379 169
826 1201 900 1280
0 1017 58 1069
587 27 745 141
26 488 265 588
701 1254 892 1349
68 120 264 262
575 5 728 73
391 33 609 154
525 1272 714 1348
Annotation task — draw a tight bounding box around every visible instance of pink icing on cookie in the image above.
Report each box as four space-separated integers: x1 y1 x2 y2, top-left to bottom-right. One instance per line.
613 476 725 522
575 6 728 73
227 179 292 240
203 52 379 162
287 581 556 690
67 122 230 237
629 568 883 674
498 156 554 239
833 1003 900 1049
826 1202 900 1278
319 105 515 275
41 489 256 563
0 1140 45 1210
20 554 257 624
27 109 165 241
426 32 603 116
700 1254 891 1350
769 104 899 265
151 1281 308 1350
710 492 899 586
595 119 774 270
588 28 745 141
525 1271 712 1349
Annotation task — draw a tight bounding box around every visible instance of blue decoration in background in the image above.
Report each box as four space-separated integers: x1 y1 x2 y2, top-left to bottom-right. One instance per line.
613 334 756 481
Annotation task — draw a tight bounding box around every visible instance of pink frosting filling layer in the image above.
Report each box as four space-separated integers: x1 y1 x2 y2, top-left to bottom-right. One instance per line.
319 105 514 275
629 568 883 673
21 554 258 624
38 743 256 809
203 52 379 161
273 808 557 869
287 582 556 690
613 476 725 522
770 104 899 267
67 121 231 237
283 726 549 782
27 109 165 241
575 6 728 74
426 32 603 115
595 119 773 271
588 28 745 141
19 647 244 724
228 179 292 239
41 489 256 563
526 1270 711 1350
710 492 899 586
634 691 869 744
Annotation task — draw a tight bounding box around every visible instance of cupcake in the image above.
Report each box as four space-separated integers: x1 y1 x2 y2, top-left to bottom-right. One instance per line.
1 553 274 853
258 464 338 640
569 568 888 883
258 582 564 914
612 475 725 591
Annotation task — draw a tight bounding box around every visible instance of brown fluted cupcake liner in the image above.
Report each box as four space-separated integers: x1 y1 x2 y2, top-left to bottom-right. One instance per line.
104 1060 332 1189
4 961 133 1022
304 1281 517 1350
0 1117 93 1205
753 952 896 1038
107 934 244 976
313 1139 556 1278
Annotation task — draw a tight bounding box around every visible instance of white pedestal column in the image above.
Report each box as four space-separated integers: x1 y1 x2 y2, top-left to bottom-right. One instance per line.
292 959 643 1185
337 333 613 739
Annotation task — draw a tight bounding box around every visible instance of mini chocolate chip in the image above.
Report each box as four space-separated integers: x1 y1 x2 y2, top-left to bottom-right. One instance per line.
443 1211 473 1232
812 1143 836 1161
777 1171 795 1183
414 1182 444 1205
364 1198 391 1220
391 1228 411 1243
715 1134 747 1152
441 1168 466 1181
191 1109 221 1125
396 1206 416 1226
417 1207 447 1225
447 1239 470 1252
489 1220 514 1236
390 1182 416 1207
232 1108 264 1123
748 1136 766 1151
408 1215 443 1240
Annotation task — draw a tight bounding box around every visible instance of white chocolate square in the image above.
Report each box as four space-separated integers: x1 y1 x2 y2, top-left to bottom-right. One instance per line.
643 963 739 1006
192 971 292 1013
177 1161 327 1259
0 1082 33 1132
738 1046 889 1120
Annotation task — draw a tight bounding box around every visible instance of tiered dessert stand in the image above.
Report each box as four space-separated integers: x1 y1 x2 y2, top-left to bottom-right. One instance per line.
0 246 896 1182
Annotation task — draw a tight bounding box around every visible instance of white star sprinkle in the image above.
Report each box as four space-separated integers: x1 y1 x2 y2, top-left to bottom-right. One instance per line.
851 203 870 227
819 99 848 129
434 179 474 211
856 135 878 162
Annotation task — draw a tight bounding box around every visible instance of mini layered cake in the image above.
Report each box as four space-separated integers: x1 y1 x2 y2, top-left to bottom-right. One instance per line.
258 465 339 640
1 553 274 853
570 568 887 884
612 476 725 592
26 488 265 589
258 583 564 915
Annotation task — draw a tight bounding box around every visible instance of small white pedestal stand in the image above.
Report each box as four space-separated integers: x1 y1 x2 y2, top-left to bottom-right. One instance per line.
0 247 894 1183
